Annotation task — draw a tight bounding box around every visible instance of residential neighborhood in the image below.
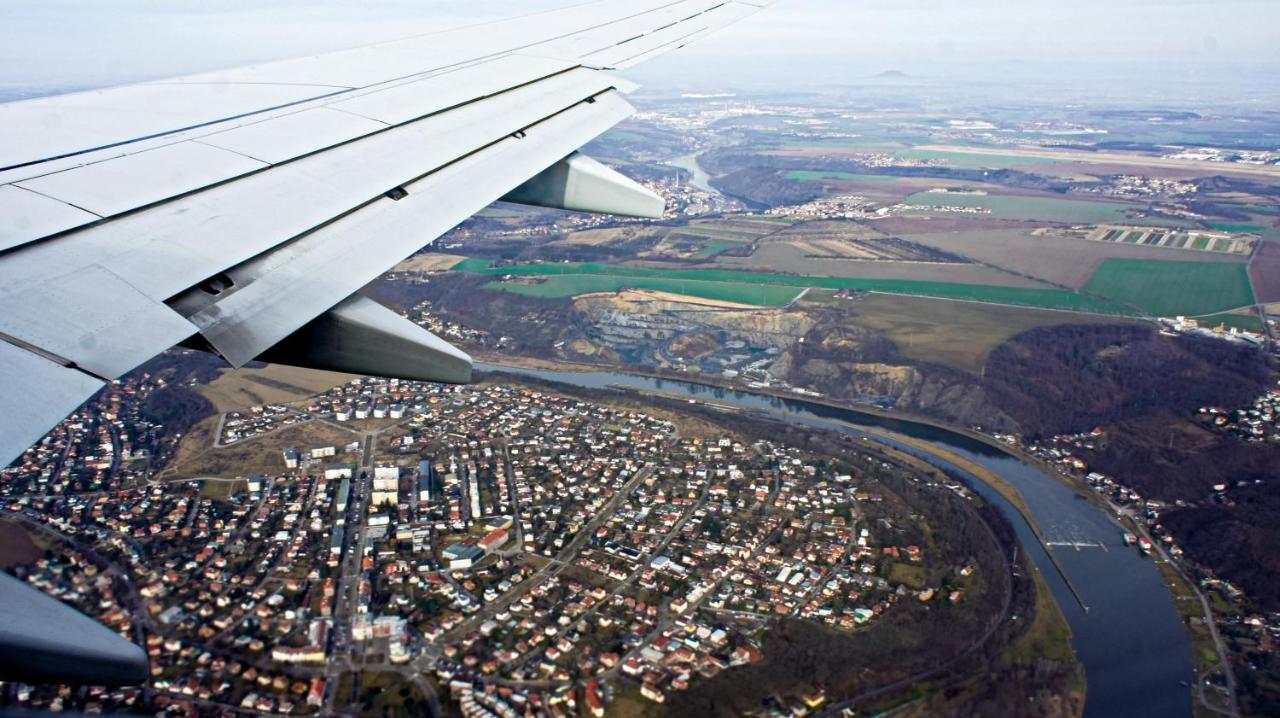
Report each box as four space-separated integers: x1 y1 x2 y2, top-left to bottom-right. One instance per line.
0 377 967 716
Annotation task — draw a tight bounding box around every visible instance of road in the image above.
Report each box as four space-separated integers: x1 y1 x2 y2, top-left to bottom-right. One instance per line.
1125 513 1240 717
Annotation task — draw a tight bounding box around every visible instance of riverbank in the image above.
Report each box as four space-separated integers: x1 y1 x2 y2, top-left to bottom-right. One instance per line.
477 355 1112 521
477 354 1099 498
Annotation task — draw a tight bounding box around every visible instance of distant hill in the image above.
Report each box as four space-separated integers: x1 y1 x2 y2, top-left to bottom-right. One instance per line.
870 70 909 80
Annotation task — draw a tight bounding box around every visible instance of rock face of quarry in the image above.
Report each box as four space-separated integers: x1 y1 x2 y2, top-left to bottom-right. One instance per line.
778 328 1018 432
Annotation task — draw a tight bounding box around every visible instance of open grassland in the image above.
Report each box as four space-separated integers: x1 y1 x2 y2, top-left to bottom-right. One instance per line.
1005 566 1077 665
904 191 1143 224
201 365 354 413
199 478 249 501
169 420 356 479
837 293 1138 373
552 226 667 246
467 260 1131 314
1083 259 1256 317
645 232 751 260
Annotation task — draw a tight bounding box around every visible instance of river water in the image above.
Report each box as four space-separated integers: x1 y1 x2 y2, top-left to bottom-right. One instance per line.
669 152 722 197
479 364 1194 717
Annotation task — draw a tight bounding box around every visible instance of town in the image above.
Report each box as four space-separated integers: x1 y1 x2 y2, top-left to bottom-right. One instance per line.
0 376 969 716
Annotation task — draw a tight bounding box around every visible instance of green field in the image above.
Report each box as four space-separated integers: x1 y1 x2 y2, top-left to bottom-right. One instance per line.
1207 222 1266 233
1082 259 1256 317
694 239 751 258
452 257 497 272
1199 313 1265 333
784 170 902 183
905 192 1140 224
484 276 805 306
465 261 1132 314
895 149 1062 169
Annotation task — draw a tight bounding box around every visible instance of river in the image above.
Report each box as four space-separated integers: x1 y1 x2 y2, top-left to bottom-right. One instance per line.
669 152 722 197
478 363 1194 718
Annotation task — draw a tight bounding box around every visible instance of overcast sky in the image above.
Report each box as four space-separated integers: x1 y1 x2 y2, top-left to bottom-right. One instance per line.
0 0 1276 96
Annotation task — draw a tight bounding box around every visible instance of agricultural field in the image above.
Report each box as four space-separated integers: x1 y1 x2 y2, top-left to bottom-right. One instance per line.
895 148 1063 170
1074 225 1254 255
1082 259 1257 317
451 257 499 272
720 241 1049 288
485 275 805 306
645 232 750 260
635 218 788 261
394 253 468 272
784 170 905 183
903 191 1144 224
1208 222 1267 233
832 293 1139 374
464 260 1131 314
1248 240 1280 304
748 220 966 262
899 228 1247 290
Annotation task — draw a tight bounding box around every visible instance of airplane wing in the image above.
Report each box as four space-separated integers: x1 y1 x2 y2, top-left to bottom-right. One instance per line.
0 0 773 685
0 0 774 469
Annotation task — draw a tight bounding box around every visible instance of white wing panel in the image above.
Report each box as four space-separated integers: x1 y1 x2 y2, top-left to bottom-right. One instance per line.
16 142 268 218
0 186 100 251
198 108 388 164
328 54 573 126
190 91 635 366
0 265 194 378
0 83 346 171
0 341 104 471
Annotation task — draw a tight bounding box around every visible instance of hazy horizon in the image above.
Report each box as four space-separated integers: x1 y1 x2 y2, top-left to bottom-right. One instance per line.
0 0 1277 104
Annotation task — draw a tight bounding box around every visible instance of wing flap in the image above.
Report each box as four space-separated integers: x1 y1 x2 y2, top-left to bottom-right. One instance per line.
0 264 195 378
258 295 473 385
